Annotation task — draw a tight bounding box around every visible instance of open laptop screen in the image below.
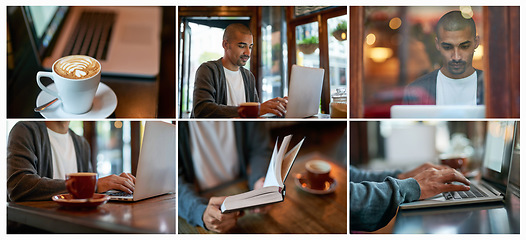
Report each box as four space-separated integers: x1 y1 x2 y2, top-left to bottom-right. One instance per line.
22 6 68 59
481 121 516 191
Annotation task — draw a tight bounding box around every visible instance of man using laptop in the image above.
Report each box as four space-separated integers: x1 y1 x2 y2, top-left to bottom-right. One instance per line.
402 10 484 105
350 162 470 232
7 121 135 202
192 23 287 118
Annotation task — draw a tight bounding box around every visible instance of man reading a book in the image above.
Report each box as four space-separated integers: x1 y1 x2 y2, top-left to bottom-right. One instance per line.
178 122 272 233
191 23 288 118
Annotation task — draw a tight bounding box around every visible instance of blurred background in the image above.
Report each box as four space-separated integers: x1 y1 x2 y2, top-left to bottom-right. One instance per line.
350 121 520 177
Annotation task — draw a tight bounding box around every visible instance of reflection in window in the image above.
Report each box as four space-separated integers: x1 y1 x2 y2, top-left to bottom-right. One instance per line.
363 6 483 117
296 22 319 68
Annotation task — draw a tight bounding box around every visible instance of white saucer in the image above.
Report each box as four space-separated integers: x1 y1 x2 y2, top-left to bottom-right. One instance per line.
36 82 117 119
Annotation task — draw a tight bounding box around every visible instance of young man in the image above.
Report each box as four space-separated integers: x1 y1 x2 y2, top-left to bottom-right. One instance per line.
403 10 484 105
7 121 136 202
192 23 287 118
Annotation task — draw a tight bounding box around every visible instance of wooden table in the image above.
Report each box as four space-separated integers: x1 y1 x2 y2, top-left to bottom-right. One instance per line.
7 194 175 233
178 153 347 234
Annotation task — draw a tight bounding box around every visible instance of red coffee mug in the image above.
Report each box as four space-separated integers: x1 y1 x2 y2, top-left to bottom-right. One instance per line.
305 160 331 190
65 173 98 199
238 102 260 118
440 157 466 170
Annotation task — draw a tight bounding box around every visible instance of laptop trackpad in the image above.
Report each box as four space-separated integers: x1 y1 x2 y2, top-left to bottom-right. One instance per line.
119 25 152 44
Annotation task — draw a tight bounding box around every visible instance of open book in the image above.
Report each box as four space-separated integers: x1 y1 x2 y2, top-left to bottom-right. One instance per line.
220 135 305 213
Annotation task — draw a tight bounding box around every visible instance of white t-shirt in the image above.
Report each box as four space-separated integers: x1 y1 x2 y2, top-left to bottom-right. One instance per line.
189 121 240 191
47 128 78 180
436 70 477 105
223 67 246 106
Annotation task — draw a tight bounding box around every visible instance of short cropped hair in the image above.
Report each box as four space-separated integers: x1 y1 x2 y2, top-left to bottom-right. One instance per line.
436 10 477 39
223 23 252 41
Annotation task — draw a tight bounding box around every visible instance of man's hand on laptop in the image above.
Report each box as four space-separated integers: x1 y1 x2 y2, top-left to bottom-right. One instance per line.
413 168 471 200
97 172 136 194
260 97 288 117
397 162 450 179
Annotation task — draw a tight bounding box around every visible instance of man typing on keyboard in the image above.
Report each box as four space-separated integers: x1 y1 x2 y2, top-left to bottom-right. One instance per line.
351 162 470 232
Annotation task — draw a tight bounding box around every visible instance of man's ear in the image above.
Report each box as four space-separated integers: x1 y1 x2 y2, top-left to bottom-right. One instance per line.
222 40 228 50
474 35 480 50
435 36 440 51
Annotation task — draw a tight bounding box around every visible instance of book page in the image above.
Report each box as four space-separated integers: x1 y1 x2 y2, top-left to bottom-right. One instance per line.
263 135 292 187
281 137 305 182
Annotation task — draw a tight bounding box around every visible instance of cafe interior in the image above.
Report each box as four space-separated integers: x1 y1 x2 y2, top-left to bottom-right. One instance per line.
178 121 347 233
6 6 176 118
350 120 520 233
178 6 348 118
349 6 519 118
6 120 176 234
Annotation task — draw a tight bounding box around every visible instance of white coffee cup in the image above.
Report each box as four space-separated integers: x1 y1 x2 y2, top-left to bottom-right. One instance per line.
36 55 101 114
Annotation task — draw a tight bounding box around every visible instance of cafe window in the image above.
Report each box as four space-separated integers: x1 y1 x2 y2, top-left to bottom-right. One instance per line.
178 14 252 118
260 7 287 102
327 15 348 97
288 6 347 114
94 121 131 177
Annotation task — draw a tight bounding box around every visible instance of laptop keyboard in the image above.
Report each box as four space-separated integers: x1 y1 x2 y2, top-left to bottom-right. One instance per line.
443 185 488 200
106 191 132 198
62 10 116 60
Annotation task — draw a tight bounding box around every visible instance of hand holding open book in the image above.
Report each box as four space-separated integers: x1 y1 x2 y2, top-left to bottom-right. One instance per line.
220 135 305 213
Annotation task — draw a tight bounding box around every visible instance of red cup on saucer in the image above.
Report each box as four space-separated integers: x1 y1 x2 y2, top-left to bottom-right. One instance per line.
65 172 98 199
238 102 260 118
305 160 332 190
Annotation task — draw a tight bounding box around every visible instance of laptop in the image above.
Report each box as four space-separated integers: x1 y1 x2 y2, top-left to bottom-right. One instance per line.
22 6 161 78
262 64 324 118
106 121 175 201
400 121 517 209
391 105 485 118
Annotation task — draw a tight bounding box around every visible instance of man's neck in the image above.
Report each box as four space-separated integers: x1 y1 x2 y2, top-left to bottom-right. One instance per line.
45 121 70 134
440 67 476 79
221 58 240 71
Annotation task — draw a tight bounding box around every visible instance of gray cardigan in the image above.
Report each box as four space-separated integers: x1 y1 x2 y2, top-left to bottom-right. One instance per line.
178 122 271 228
402 69 484 105
350 166 420 232
191 58 259 118
7 122 92 202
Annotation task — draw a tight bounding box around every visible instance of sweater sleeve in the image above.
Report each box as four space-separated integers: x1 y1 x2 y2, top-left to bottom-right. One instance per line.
177 174 209 228
192 62 240 118
350 177 421 232
350 165 402 182
7 123 67 201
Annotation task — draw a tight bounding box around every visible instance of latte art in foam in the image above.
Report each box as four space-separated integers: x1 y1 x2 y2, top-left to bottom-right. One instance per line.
54 55 101 79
